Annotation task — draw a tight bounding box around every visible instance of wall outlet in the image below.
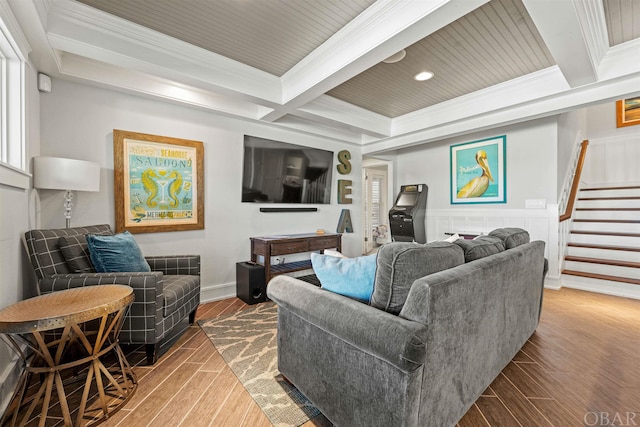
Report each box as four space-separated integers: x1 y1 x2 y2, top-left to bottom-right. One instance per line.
525 199 546 209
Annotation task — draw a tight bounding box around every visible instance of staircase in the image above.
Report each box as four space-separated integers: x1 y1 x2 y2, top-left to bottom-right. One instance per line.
563 185 640 286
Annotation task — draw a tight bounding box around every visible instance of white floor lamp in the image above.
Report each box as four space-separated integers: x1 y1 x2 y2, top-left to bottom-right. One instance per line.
33 157 101 228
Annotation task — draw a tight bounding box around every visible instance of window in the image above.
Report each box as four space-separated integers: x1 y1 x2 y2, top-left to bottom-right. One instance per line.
0 2 29 188
371 175 382 228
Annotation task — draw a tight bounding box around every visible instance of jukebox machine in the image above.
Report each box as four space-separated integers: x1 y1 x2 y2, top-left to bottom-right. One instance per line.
389 184 428 243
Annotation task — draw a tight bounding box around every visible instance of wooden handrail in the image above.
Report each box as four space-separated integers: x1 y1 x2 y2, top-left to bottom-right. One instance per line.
560 140 589 222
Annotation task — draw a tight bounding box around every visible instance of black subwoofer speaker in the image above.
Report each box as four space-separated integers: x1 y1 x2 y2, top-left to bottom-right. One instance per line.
236 262 267 304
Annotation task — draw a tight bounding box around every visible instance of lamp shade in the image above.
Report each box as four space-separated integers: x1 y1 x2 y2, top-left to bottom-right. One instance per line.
33 156 100 192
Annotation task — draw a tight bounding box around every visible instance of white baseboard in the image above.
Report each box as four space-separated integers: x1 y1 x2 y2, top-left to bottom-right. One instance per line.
561 275 640 300
543 275 562 290
200 282 236 303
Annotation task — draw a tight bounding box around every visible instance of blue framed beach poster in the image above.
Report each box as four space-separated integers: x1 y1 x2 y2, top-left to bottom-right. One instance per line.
450 135 506 204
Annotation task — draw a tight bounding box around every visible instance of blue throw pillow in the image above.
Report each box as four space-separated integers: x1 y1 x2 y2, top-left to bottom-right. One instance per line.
86 231 151 273
311 252 377 302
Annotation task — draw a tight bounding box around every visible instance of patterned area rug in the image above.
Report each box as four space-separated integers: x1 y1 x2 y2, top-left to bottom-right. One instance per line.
198 302 321 427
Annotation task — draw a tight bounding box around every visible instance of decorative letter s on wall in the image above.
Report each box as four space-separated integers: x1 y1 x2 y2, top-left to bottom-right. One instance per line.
337 150 352 175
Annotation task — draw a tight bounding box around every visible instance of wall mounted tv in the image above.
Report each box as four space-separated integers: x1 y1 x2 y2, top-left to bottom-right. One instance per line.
242 135 334 204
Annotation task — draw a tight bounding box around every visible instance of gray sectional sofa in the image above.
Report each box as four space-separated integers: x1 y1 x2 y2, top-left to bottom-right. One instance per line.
267 228 547 427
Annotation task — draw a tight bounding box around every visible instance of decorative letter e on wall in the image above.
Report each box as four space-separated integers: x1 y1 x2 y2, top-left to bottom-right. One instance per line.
338 179 352 204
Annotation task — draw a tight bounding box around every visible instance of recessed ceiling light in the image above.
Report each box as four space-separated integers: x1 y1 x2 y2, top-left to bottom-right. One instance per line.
382 50 406 64
414 71 434 81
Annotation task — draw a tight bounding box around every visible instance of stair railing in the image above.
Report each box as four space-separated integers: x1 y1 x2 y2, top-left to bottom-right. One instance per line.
558 140 589 271
560 140 589 222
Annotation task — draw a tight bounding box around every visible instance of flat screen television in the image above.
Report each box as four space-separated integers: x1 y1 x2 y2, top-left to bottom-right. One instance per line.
242 135 334 204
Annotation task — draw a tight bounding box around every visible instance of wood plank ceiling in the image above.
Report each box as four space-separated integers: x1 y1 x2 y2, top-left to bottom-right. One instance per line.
47 0 640 148
74 0 638 120
327 0 555 117
75 0 376 77
603 0 640 46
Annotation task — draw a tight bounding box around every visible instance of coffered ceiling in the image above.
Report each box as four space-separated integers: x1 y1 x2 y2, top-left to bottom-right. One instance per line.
9 0 640 154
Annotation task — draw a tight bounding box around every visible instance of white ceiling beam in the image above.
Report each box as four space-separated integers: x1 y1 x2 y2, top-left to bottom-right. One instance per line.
522 0 601 87
272 116 364 145
261 0 488 122
46 0 282 106
598 39 640 81
59 54 264 120
295 95 391 138
392 67 569 137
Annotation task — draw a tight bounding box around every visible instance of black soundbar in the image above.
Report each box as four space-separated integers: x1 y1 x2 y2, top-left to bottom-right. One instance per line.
259 207 318 213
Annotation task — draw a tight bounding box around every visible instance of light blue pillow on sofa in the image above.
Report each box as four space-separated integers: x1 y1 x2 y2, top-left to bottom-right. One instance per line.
311 252 377 302
87 231 151 273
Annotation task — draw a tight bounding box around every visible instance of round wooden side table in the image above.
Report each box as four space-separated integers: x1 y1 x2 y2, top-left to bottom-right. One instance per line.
0 285 137 427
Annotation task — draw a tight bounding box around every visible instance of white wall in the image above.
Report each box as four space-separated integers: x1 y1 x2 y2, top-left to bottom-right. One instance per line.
582 102 640 187
557 109 587 197
0 63 40 416
392 117 561 284
586 101 640 141
395 117 558 211
38 79 363 301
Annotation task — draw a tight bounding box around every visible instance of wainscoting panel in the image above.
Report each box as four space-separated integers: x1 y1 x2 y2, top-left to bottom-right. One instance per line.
426 206 560 286
427 208 554 243
582 135 640 187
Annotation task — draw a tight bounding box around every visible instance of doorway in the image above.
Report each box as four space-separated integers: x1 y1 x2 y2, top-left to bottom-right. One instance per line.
363 160 391 254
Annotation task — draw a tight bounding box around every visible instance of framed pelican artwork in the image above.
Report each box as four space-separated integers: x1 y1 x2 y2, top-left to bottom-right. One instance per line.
450 136 506 204
114 129 204 233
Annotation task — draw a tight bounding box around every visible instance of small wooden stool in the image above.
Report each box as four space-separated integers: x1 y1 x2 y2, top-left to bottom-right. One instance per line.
0 285 137 426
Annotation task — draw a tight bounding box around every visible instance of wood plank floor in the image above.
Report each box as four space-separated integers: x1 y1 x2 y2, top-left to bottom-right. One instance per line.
6 288 640 427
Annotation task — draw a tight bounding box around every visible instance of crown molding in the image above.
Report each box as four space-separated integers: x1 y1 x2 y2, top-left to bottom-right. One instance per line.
1 0 32 60
573 0 609 70
598 39 640 81
392 67 568 136
272 115 364 145
296 95 391 138
364 70 640 154
59 54 264 120
8 0 62 73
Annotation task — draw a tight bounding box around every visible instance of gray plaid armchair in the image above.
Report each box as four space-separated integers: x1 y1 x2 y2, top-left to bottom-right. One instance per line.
24 224 200 364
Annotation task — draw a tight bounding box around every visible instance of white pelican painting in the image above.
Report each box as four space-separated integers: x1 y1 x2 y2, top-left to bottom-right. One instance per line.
450 136 506 204
456 150 493 198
